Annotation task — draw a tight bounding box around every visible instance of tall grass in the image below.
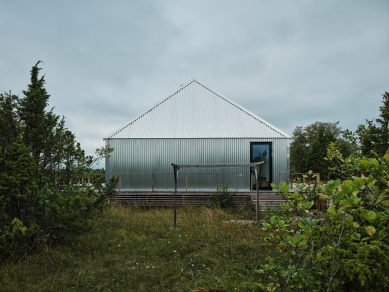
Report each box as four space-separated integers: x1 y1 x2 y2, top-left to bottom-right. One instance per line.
0 204 269 291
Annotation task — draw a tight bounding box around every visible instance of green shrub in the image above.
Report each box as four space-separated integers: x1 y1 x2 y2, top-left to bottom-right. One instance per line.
210 185 236 209
250 144 389 291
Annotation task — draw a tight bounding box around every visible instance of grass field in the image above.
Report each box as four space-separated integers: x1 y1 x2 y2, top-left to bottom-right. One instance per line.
0 203 268 292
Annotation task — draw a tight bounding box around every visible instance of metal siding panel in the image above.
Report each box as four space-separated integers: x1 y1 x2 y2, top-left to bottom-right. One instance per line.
105 138 290 191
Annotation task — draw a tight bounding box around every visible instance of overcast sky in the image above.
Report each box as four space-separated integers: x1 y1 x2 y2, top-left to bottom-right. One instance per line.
1 0 388 163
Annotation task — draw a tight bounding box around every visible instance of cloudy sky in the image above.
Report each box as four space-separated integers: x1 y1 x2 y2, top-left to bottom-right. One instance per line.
1 0 388 161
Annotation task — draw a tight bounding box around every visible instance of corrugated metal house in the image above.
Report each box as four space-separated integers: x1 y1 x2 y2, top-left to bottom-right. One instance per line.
104 79 291 191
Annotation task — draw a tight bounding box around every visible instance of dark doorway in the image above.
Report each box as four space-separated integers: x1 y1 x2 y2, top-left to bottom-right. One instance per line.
250 142 272 190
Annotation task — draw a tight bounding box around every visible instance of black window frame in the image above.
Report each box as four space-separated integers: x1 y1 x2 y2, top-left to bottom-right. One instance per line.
250 142 272 190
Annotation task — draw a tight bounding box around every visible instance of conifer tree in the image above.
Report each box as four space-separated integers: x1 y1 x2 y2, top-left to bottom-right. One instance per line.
0 61 117 259
0 91 19 158
357 92 389 156
18 61 50 163
373 92 389 155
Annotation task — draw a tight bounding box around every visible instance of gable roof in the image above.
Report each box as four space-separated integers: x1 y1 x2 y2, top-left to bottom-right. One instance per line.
105 79 291 139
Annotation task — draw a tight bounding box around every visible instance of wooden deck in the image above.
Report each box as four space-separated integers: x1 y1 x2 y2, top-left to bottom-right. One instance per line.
115 191 289 209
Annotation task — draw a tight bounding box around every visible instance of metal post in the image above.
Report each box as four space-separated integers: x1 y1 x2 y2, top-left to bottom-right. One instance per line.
186 174 188 192
172 164 180 229
118 175 121 192
251 174 253 191
151 174 153 191
256 176 259 222
254 164 263 222
174 180 177 228
216 174 219 192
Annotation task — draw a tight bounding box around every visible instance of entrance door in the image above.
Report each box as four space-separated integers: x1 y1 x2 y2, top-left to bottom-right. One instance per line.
250 142 272 190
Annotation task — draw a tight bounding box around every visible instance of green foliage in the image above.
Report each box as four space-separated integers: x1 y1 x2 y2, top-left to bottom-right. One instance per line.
0 62 117 260
253 145 389 291
356 92 389 157
0 91 19 155
210 185 236 209
290 121 355 180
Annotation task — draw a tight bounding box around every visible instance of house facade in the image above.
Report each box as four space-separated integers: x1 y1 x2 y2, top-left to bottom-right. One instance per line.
104 80 291 191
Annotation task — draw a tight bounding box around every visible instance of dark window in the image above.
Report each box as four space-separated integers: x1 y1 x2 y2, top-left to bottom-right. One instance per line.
250 142 272 190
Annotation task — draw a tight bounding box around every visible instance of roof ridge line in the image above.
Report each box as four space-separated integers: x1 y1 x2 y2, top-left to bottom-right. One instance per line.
192 81 290 138
105 79 198 138
104 79 291 139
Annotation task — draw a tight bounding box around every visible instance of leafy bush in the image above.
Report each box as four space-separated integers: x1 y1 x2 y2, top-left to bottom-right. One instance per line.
210 185 236 209
250 143 389 291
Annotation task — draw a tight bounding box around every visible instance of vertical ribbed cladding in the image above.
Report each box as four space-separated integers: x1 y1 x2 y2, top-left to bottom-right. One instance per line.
105 137 290 191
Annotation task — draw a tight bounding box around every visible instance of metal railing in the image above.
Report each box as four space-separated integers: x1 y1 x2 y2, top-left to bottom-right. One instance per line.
107 171 263 192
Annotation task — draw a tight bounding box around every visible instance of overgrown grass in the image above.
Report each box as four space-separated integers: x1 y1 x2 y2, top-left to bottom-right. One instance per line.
0 203 269 292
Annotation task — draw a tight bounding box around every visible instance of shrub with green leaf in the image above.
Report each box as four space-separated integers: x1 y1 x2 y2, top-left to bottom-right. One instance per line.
210 185 236 209
250 143 389 291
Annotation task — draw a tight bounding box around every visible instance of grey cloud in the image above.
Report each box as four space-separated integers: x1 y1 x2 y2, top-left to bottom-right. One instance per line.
0 0 388 158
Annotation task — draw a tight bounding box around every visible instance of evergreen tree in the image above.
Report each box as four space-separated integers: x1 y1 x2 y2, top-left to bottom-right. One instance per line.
356 92 389 156
18 61 50 163
0 62 117 260
375 92 389 154
0 91 19 157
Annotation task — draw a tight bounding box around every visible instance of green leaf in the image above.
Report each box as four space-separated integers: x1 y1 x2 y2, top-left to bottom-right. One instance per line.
287 236 296 247
341 199 352 207
346 215 353 224
316 252 322 260
384 153 389 164
303 225 312 234
297 238 307 246
294 232 304 243
327 207 336 217
365 225 376 236
262 223 272 230
360 159 370 168
362 210 377 222
358 178 367 186
281 184 290 193
351 232 361 241
351 195 361 205
367 211 377 221
332 192 344 201
270 216 277 225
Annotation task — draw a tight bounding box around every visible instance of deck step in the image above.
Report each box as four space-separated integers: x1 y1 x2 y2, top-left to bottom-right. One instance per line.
115 191 289 209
